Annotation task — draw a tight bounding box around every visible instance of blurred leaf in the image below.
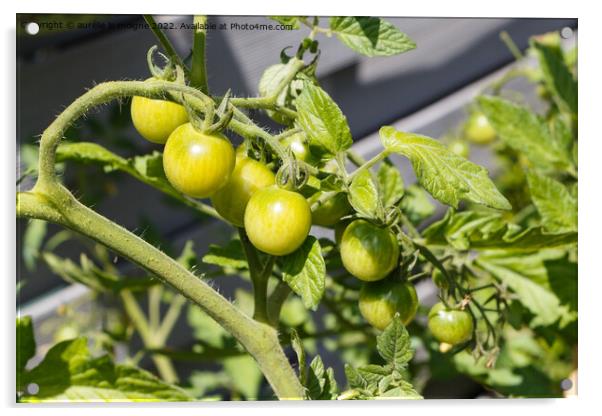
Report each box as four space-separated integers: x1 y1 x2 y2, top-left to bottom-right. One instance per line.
423 209 577 251
380 126 511 210
348 169 381 219
17 316 36 387
223 355 263 400
22 219 47 271
296 82 353 157
291 330 307 385
177 240 198 271
399 184 435 225
279 237 326 310
20 338 192 402
268 16 301 29
478 96 574 172
527 172 577 232
377 159 404 208
202 240 248 270
329 17 415 57
187 305 233 349
532 40 577 115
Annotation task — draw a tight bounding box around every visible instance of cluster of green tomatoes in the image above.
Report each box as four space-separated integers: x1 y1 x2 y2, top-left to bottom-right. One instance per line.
130 80 474 348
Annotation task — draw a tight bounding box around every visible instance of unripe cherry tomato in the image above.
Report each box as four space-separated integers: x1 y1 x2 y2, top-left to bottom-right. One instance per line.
432 269 449 290
163 123 236 198
244 186 312 256
310 192 352 227
428 302 474 345
359 279 418 330
130 78 188 144
340 220 400 282
465 112 496 144
283 132 311 162
211 156 275 227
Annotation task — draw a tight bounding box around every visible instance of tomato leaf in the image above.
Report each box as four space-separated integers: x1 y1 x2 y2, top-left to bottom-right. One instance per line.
423 209 577 251
399 184 435 226
22 219 47 271
478 96 574 172
279 236 326 310
202 240 248 270
348 168 382 219
476 251 576 327
532 40 577 115
223 355 263 400
17 316 36 389
19 337 193 402
290 330 307 385
258 61 304 125
329 17 415 57
377 315 413 370
376 159 405 208
296 82 353 156
380 126 511 210
527 172 577 233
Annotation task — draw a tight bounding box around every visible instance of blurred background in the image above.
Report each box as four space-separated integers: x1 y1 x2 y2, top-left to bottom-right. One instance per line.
16 15 577 399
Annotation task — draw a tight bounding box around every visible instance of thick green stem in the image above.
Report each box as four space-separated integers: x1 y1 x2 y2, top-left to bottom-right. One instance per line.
346 150 390 183
238 228 270 323
18 185 304 399
21 77 306 399
190 15 209 93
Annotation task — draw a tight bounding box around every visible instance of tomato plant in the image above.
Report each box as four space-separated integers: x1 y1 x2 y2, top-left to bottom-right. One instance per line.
16 15 577 402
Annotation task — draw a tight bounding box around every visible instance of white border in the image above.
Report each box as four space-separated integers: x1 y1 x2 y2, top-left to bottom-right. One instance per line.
3 1 600 415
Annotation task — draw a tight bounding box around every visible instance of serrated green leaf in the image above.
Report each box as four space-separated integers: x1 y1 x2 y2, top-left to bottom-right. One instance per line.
17 316 36 387
20 338 192 402
378 380 422 399
56 142 128 168
268 16 302 29
306 355 326 399
321 368 338 400
329 17 415 57
400 184 435 225
527 172 577 232
296 82 353 156
376 315 413 369
202 240 248 270
380 126 510 210
22 219 47 271
348 169 381 219
377 159 404 208
280 237 326 310
423 209 577 251
532 41 577 115
478 96 574 172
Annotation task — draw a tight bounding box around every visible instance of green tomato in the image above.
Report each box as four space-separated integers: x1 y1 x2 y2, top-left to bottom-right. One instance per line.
310 192 352 227
448 139 470 159
211 156 275 227
465 112 496 144
432 269 449 290
340 219 399 282
359 279 418 330
130 78 188 144
428 302 474 345
244 186 312 256
283 132 311 162
163 123 236 198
